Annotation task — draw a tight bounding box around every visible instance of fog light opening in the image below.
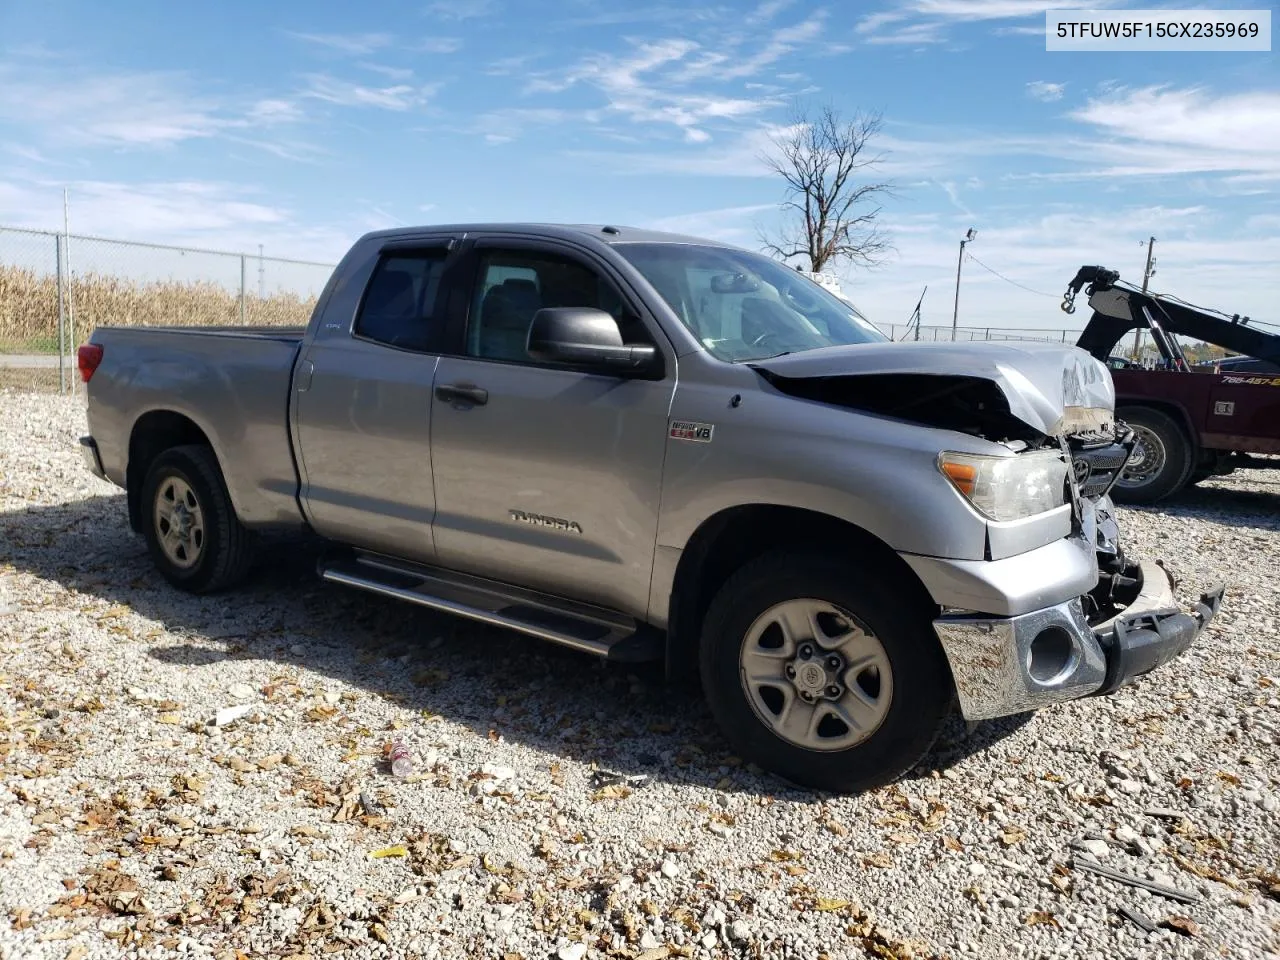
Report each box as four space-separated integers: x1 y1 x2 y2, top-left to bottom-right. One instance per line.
1027 626 1077 684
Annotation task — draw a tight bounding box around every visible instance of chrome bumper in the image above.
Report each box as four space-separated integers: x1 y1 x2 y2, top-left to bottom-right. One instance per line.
933 559 1224 722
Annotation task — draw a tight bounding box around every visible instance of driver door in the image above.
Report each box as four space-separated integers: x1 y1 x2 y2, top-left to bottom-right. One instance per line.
427 237 676 617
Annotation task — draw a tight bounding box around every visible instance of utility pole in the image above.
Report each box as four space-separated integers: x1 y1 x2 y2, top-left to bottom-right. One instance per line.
1131 236 1156 362
951 227 976 341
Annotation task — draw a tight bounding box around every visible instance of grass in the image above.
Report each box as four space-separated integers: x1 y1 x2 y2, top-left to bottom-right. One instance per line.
0 264 320 347
0 335 60 355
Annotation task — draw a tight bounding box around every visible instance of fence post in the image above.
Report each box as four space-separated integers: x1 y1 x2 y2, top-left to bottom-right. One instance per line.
55 234 66 395
240 255 247 324
1061 330 1067 343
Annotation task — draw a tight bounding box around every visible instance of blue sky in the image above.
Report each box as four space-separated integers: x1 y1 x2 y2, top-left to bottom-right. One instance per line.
1 0 1277 329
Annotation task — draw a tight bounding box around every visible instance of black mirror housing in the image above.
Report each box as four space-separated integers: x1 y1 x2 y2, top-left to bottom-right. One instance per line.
527 307 657 372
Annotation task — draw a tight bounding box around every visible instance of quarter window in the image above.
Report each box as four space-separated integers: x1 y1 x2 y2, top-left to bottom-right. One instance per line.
354 250 449 351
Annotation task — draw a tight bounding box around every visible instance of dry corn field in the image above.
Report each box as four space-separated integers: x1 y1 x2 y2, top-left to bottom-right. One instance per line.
0 265 320 346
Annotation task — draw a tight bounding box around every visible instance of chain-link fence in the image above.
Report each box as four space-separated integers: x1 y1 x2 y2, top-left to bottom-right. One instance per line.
0 225 336 392
876 323 1083 343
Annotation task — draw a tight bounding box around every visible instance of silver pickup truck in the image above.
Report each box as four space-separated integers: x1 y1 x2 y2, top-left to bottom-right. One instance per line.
76 224 1225 792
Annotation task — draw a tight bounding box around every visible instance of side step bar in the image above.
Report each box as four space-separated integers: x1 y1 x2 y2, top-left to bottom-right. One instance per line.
318 551 662 663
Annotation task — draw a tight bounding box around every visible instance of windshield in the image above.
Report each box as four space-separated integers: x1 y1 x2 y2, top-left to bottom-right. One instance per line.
613 242 886 361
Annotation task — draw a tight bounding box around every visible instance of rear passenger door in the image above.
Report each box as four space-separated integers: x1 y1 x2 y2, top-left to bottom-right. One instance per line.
427 236 676 618
293 235 465 564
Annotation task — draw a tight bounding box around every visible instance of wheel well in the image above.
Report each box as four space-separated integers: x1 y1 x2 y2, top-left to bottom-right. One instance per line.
664 505 938 680
126 411 212 532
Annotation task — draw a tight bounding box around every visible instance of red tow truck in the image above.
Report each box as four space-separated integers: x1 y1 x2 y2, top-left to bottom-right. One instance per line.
1063 265 1280 504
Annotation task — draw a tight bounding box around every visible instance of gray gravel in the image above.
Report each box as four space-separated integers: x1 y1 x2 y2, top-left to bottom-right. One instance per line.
1 388 1278 960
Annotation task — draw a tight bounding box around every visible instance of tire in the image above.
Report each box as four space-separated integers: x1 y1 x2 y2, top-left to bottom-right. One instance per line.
1111 406 1194 505
140 444 256 594
698 550 952 793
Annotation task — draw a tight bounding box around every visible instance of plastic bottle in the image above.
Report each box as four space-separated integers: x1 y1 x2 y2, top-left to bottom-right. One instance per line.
389 739 413 777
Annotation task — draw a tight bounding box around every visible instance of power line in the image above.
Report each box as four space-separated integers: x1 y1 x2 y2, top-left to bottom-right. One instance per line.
963 251 1058 298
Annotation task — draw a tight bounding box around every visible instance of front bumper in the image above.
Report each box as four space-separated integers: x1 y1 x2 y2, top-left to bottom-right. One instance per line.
933 559 1225 722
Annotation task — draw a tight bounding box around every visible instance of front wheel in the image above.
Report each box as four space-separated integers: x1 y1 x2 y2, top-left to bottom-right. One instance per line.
698 551 952 793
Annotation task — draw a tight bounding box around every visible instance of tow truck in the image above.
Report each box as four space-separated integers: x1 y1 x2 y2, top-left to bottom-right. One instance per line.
1063 265 1280 504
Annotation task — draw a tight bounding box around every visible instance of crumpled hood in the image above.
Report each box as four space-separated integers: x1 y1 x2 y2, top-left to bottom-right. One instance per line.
750 340 1116 437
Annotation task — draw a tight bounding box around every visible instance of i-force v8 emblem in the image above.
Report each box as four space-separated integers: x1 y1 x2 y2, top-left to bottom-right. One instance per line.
669 420 714 442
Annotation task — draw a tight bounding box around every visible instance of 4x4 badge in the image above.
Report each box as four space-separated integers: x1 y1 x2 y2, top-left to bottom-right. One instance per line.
669 420 714 442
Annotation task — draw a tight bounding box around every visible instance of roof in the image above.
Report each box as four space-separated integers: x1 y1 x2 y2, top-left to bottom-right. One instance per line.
354 222 743 250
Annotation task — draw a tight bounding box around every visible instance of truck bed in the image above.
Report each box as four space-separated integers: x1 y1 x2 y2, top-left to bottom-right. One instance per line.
83 324 308 530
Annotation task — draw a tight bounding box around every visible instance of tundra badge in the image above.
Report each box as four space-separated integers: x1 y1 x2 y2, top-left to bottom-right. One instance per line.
509 510 583 534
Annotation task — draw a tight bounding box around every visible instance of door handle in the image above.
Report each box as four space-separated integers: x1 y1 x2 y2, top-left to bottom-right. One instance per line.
435 383 488 405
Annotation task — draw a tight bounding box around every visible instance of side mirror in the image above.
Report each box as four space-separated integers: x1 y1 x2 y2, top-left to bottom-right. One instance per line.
526 307 657 371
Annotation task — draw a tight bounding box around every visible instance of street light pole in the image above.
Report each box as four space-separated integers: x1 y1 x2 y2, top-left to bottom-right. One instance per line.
951 227 976 341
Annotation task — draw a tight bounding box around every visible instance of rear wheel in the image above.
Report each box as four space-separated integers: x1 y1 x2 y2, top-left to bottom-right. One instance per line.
1111 406 1193 505
140 445 256 593
698 550 952 793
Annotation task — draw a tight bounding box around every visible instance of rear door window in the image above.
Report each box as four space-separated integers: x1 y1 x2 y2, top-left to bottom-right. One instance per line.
354 249 450 352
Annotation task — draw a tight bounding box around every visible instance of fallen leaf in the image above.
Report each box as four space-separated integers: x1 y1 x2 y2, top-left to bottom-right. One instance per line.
1000 827 1028 846
370 845 408 859
1025 911 1060 928
863 853 893 868
824 820 848 837
590 784 632 802
1160 916 1201 937
156 713 182 725
943 836 964 852
814 897 850 912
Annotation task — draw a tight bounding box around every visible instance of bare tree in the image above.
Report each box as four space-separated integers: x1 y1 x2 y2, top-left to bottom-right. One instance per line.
758 102 894 274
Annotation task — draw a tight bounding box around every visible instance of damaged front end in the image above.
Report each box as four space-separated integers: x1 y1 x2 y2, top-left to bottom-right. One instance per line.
751 341 1226 721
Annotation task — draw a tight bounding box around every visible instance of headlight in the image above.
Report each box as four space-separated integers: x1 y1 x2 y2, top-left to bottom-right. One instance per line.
937 449 1068 522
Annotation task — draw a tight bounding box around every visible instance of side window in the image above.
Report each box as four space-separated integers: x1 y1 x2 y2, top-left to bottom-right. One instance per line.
353 249 448 351
466 248 648 363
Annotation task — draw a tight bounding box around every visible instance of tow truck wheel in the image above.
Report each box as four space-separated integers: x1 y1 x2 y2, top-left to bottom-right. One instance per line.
1112 406 1194 505
698 550 951 793
140 444 257 594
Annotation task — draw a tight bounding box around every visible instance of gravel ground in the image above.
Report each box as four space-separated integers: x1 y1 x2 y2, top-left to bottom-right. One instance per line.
1 388 1277 960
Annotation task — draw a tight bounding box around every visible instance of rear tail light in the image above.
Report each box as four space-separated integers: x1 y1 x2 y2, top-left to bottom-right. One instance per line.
77 344 104 382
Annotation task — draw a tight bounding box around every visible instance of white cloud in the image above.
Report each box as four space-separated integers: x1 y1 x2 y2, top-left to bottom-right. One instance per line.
471 107 601 144
1026 81 1066 102
413 37 464 54
301 74 441 111
747 0 797 23
857 0 1119 43
0 65 230 147
521 14 826 143
358 63 417 81
424 0 498 20
248 99 305 124
1067 85 1280 180
289 32 393 55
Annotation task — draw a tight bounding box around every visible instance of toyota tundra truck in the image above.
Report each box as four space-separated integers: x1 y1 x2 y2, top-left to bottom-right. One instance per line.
74 223 1225 792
